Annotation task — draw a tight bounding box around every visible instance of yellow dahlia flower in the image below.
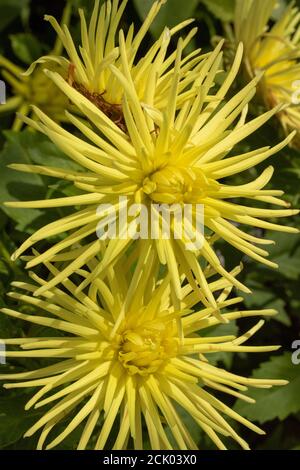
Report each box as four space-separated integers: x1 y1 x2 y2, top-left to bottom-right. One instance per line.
0 255 286 450
0 4 72 131
25 0 203 129
7 40 298 310
234 0 300 145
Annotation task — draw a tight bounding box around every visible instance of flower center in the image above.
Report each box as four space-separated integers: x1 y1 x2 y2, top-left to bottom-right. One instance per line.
142 166 195 204
117 318 177 376
142 166 218 204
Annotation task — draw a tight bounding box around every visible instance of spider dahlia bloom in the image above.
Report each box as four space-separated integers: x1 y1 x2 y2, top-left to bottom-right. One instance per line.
234 0 300 145
26 0 202 129
0 5 72 130
0 257 286 450
7 40 298 309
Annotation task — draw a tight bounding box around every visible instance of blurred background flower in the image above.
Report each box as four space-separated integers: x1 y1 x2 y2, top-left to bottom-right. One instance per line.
233 0 300 148
0 3 72 130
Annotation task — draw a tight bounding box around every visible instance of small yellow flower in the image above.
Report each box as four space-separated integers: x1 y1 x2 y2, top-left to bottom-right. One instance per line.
234 0 300 146
0 4 72 130
6 40 298 311
0 256 286 450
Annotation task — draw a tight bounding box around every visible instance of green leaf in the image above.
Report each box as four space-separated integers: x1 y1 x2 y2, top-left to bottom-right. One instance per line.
0 130 80 232
0 393 41 448
262 231 300 280
10 33 43 65
266 298 291 326
242 287 291 326
271 248 300 280
0 0 29 31
133 0 198 39
200 0 235 22
0 133 46 231
234 353 300 423
69 0 105 9
265 231 299 258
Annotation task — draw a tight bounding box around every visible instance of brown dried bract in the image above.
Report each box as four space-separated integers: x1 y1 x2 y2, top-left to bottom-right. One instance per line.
74 82 127 133
66 66 126 133
67 62 127 132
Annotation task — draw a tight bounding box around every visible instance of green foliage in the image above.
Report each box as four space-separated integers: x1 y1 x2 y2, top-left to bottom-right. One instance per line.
0 132 50 231
0 130 79 232
10 33 44 65
133 0 198 38
199 0 235 22
267 232 300 280
0 394 41 449
234 353 300 423
0 0 29 32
